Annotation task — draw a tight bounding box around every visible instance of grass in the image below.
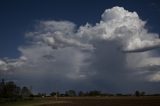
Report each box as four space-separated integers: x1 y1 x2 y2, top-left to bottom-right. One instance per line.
1 96 160 106
0 97 70 106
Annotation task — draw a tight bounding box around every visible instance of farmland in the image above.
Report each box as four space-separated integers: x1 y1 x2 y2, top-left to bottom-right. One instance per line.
1 96 160 106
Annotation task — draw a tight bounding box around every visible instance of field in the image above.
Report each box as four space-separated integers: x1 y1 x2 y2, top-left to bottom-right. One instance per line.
1 96 160 106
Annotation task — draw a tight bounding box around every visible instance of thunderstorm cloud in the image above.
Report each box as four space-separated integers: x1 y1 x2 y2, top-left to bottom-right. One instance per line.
1 6 160 93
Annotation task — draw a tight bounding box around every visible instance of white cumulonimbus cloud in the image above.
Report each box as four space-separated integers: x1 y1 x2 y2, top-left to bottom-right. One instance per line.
1 6 160 92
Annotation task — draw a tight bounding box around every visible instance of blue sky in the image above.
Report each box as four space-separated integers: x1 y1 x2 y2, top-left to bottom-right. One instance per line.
0 0 160 58
1 0 160 93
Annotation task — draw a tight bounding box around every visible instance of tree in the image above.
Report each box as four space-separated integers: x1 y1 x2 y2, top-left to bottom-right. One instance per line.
50 92 57 96
65 90 76 96
135 90 140 97
37 93 46 97
0 80 22 101
4 81 19 98
78 91 85 96
21 86 32 97
141 91 145 96
0 79 33 101
0 79 5 97
116 93 123 96
88 90 101 96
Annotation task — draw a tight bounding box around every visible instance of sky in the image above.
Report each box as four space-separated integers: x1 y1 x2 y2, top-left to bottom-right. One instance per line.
0 0 160 94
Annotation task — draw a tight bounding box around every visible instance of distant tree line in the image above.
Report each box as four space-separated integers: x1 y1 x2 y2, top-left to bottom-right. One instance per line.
1 79 160 101
50 90 102 97
49 90 122 97
0 79 33 102
49 90 160 97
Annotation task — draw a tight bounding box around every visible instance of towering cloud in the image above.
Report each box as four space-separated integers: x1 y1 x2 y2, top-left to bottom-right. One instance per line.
1 6 160 92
